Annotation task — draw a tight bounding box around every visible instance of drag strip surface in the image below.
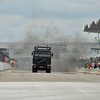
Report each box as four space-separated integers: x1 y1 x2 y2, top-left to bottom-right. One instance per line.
0 82 100 100
0 67 100 82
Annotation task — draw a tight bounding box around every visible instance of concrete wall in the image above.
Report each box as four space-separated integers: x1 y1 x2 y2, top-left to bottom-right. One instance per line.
0 62 11 71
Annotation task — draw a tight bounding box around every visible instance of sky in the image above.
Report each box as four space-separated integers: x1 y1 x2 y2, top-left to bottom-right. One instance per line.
0 0 100 42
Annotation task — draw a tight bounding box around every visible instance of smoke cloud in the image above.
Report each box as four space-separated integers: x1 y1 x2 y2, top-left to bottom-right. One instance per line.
9 20 89 72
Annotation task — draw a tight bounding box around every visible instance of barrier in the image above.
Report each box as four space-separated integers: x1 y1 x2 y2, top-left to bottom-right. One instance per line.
0 62 11 71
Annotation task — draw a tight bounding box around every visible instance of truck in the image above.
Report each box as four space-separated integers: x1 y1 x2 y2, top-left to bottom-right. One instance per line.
0 48 9 63
31 45 53 73
10 58 19 68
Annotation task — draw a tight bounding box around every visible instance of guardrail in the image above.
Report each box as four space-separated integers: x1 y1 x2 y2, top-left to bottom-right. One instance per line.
0 62 11 71
75 68 100 75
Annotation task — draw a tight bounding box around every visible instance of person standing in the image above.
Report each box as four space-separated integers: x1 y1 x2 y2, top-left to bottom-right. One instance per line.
85 63 88 69
88 64 91 69
94 63 97 69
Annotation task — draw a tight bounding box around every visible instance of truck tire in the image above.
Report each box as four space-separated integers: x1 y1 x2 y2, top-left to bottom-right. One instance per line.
46 68 51 73
48 68 51 73
32 66 34 73
16 65 19 68
32 66 37 73
11 64 14 68
34 69 37 72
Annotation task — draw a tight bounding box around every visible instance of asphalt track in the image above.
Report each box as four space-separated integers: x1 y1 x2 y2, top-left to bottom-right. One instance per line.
0 82 100 100
0 67 100 82
0 67 100 100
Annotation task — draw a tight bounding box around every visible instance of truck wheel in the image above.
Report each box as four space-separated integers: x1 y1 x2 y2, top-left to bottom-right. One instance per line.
32 66 34 73
46 68 51 73
11 64 14 68
16 65 19 68
32 67 37 73
34 69 37 72
48 68 51 73
33 69 37 73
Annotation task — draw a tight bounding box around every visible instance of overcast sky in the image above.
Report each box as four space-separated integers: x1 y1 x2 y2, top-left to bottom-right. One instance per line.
0 0 100 42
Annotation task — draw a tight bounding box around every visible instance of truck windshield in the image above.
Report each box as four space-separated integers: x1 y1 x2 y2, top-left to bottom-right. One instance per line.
34 51 51 57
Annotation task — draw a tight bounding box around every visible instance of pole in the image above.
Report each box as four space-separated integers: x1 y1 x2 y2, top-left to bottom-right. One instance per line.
98 33 100 47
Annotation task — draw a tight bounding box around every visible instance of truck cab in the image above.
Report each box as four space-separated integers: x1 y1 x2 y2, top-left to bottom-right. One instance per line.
31 45 53 73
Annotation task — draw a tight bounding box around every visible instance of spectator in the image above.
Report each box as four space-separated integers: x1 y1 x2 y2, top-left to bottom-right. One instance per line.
1 58 3 62
99 65 100 69
92 63 95 68
85 63 88 69
94 63 97 69
3 59 4 62
88 64 91 69
97 64 100 69
97 63 100 69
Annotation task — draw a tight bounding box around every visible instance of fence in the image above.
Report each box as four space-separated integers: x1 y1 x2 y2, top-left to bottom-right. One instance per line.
13 38 98 43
